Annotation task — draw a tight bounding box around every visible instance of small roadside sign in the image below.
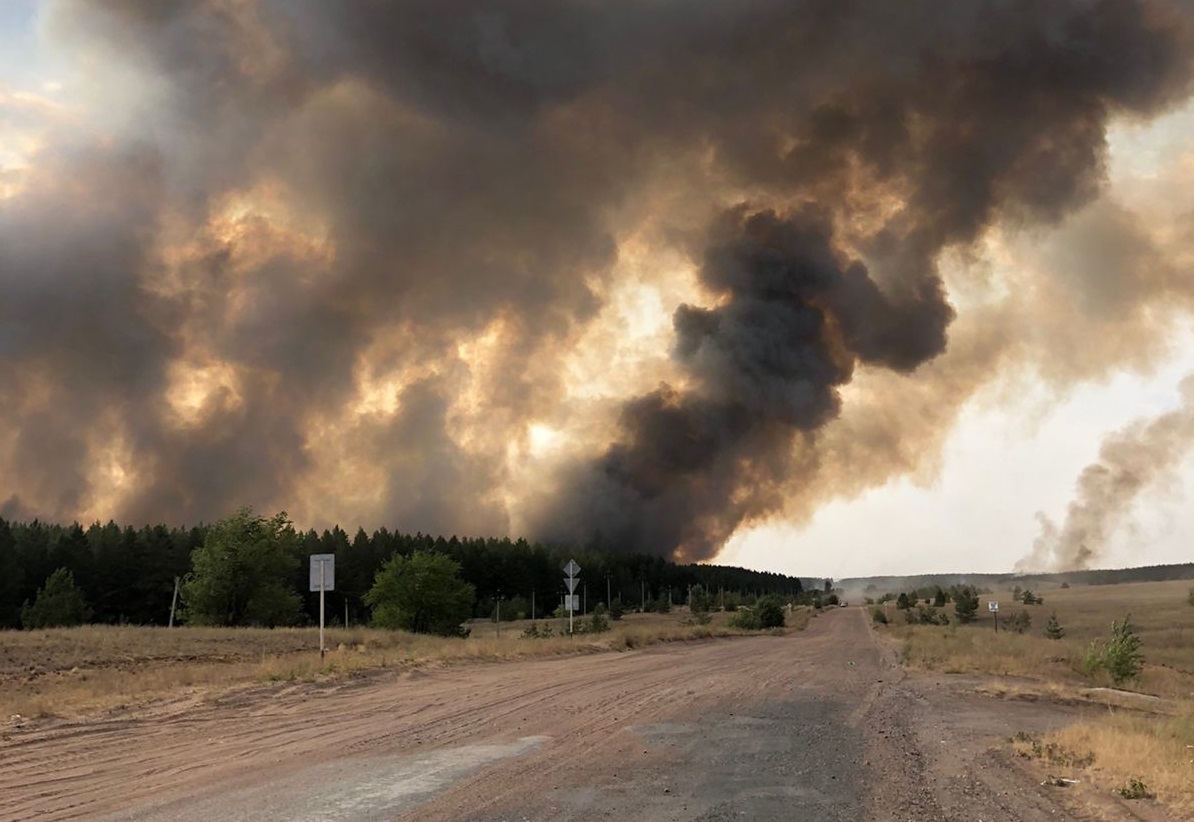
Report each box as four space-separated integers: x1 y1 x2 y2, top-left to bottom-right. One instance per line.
563 559 581 577
565 594 580 611
309 554 335 591
988 601 999 612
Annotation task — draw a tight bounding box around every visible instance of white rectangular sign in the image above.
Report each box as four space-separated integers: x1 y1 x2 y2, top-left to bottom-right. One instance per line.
309 554 335 592
988 601 999 612
565 594 579 611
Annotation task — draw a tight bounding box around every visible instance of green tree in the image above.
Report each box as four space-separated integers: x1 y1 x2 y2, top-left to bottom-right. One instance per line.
896 592 911 610
1009 610 1031 634
933 588 947 608
180 507 302 627
609 598 624 620
954 587 979 624
757 595 786 628
0 518 24 627
1103 615 1144 686
1044 612 1066 640
21 568 92 628
365 550 475 636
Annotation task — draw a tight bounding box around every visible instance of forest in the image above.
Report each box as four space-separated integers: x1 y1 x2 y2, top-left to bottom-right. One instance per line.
0 513 805 630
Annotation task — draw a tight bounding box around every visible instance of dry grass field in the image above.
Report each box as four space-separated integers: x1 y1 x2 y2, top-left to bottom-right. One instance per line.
874 579 1194 812
0 606 811 723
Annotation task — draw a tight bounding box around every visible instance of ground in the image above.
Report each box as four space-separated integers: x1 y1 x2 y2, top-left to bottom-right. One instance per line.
0 608 1176 821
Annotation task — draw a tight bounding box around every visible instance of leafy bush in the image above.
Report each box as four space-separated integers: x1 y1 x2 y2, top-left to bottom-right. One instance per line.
896 592 911 610
906 605 949 626
871 608 889 625
729 609 763 630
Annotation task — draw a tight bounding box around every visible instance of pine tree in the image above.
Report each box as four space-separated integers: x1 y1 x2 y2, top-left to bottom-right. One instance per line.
1103 615 1144 686
20 568 92 628
953 587 979 623
1044 612 1066 640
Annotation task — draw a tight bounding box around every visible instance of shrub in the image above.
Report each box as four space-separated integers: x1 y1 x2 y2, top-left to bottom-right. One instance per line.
756 596 786 628
729 609 763 630
896 592 911 610
1103 615 1144 686
871 608 889 625
1009 610 1031 634
907 605 949 626
1044 612 1065 640
609 598 624 620
589 611 610 633
1081 640 1103 678
1117 778 1152 800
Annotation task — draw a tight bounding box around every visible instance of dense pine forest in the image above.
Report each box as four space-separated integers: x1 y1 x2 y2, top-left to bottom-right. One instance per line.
0 515 804 630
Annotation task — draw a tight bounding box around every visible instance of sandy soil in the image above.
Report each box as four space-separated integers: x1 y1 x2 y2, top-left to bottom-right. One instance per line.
0 609 1176 820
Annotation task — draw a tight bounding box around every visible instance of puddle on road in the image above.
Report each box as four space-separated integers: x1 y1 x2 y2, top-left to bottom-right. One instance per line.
108 736 550 822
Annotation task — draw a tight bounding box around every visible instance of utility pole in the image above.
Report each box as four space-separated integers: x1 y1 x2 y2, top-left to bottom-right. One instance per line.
168 576 180 628
606 573 611 608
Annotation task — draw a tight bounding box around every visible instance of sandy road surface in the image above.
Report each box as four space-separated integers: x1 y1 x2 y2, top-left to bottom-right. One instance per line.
0 609 1173 821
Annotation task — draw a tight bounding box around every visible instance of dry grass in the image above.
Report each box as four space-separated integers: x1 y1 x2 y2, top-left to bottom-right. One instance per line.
873 578 1194 810
0 607 808 721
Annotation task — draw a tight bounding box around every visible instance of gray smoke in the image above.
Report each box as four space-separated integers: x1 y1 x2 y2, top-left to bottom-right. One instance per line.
0 1 1192 560
1018 376 1194 572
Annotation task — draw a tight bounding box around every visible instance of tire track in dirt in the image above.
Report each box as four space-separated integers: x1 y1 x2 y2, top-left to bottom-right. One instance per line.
3 609 1168 821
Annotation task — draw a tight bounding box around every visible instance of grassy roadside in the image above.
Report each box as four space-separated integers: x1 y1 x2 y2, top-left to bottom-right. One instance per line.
871 579 1194 812
1 607 812 721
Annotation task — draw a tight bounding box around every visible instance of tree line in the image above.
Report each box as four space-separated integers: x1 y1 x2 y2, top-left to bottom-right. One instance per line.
0 509 804 630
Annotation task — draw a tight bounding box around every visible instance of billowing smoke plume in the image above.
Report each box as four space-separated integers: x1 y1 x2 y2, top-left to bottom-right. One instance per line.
1 1 1193 560
1018 376 1194 572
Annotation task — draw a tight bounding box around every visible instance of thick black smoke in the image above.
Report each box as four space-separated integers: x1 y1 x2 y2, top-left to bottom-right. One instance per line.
1 1 1192 558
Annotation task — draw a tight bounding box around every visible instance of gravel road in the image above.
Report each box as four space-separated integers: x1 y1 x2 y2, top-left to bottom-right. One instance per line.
1 609 1172 821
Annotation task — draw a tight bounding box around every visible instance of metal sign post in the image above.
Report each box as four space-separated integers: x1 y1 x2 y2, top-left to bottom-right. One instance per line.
988 600 999 632
310 554 336 659
564 559 581 635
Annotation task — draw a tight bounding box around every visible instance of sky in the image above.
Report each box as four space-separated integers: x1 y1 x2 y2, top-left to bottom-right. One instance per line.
1 2 1193 580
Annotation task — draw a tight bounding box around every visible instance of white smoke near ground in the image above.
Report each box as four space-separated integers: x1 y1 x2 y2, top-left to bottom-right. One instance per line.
1018 375 1194 572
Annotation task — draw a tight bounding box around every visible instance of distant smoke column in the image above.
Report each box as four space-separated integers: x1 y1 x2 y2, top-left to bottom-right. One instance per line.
530 208 953 559
1019 376 1194 572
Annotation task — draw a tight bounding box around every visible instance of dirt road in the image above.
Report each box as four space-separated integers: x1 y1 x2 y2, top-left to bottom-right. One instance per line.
0 609 1171 820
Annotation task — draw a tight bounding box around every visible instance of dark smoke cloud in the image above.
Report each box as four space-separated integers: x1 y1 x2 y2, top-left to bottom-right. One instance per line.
1018 376 1194 572
0 1 1192 560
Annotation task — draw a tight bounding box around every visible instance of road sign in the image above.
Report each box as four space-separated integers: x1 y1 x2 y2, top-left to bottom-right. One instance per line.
310 554 335 660
988 601 999 612
309 554 335 591
564 558 581 634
